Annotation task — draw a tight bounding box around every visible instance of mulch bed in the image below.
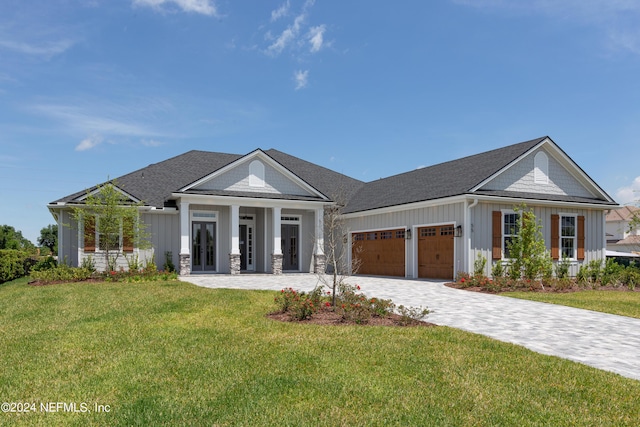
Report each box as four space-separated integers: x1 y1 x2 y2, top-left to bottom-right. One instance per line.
267 308 436 327
445 281 639 294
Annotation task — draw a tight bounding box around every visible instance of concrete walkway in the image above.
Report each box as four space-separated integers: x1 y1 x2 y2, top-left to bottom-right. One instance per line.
181 274 640 382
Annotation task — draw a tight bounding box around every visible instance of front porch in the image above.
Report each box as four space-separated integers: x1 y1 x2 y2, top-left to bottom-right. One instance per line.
176 198 327 276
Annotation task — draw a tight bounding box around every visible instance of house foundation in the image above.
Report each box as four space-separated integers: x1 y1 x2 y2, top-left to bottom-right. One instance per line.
179 254 191 276
271 254 283 275
229 254 241 275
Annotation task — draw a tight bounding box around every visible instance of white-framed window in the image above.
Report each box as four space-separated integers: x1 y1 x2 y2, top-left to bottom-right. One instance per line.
84 215 134 253
560 214 577 259
503 211 520 258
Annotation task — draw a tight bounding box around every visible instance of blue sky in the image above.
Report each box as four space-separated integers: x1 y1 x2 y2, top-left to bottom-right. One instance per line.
1 0 640 243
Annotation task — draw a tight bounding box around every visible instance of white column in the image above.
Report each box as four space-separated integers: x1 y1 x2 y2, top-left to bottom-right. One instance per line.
230 205 240 255
315 207 325 255
180 201 190 255
273 206 282 255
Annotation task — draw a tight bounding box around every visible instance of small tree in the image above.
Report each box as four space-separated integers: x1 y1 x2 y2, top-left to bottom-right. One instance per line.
317 191 362 307
38 224 58 255
71 180 151 272
506 204 553 281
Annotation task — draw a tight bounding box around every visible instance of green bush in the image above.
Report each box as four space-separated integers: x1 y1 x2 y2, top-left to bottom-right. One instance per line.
30 264 94 284
396 305 430 326
555 257 571 279
0 249 29 283
32 256 57 272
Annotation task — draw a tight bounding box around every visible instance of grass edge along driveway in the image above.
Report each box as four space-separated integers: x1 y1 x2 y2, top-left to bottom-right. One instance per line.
1 278 639 426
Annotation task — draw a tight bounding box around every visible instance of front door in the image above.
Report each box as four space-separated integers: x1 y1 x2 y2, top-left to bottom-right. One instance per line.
192 222 216 271
239 224 254 271
281 224 299 271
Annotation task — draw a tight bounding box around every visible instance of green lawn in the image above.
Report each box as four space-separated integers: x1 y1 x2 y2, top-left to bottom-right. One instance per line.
501 290 640 319
1 278 639 426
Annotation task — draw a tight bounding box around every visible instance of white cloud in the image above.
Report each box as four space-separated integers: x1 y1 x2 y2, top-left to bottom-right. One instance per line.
76 135 104 151
294 69 309 90
0 38 75 58
308 25 326 53
267 13 306 55
616 176 640 205
133 0 219 16
271 1 290 22
141 139 164 147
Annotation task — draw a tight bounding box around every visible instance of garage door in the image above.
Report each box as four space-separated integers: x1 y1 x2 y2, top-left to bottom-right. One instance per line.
418 225 454 280
352 229 406 277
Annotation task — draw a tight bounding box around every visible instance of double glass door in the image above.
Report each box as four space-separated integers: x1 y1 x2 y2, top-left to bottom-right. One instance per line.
192 222 216 271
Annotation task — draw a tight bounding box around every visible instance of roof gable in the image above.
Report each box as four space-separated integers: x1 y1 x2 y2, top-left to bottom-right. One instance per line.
181 149 326 199
472 137 614 202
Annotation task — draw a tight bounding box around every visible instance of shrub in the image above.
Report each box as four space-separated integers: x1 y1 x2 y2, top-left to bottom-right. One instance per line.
32 256 57 272
555 257 571 279
474 254 487 276
492 260 505 279
396 305 430 326
164 251 176 273
274 287 322 321
30 264 93 284
0 250 29 283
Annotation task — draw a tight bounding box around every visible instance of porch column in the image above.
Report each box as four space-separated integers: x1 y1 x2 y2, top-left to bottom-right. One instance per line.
229 205 241 275
272 207 283 274
314 207 326 274
179 201 191 276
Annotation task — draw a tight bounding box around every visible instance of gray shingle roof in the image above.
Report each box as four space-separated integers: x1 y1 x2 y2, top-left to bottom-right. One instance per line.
342 137 550 213
54 149 364 208
53 136 615 211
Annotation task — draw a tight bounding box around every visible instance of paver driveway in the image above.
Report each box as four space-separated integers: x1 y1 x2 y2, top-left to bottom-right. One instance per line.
182 274 640 381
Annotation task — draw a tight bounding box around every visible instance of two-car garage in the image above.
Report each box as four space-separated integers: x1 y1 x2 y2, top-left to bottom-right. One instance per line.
352 224 455 280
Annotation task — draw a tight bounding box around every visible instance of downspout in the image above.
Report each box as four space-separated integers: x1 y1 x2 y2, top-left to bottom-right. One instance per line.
466 198 479 274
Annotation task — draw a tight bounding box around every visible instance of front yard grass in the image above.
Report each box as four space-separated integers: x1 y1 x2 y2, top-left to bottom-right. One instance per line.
501 290 640 319
1 277 639 426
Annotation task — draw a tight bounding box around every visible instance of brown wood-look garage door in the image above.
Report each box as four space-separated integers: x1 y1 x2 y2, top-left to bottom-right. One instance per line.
352 229 405 277
418 225 454 280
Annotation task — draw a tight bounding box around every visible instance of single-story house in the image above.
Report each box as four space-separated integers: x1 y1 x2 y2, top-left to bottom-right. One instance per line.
606 205 640 254
49 136 617 279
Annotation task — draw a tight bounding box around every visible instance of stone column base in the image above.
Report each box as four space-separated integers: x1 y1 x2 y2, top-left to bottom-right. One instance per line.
271 254 283 275
229 253 241 275
179 254 191 276
313 254 326 274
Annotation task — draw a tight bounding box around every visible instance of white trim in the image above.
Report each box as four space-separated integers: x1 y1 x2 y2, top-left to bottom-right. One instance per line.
471 138 548 192
179 149 329 201
559 212 578 260
76 183 141 204
470 137 615 203
342 195 468 219
171 193 328 210
239 215 256 271
500 209 519 260
190 210 219 273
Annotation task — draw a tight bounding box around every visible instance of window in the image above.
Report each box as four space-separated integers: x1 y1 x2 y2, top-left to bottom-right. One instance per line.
395 230 405 239
560 215 577 259
380 231 393 240
503 212 520 258
84 215 134 253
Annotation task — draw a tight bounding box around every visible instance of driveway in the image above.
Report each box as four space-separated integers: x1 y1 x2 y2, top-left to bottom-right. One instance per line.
182 274 640 382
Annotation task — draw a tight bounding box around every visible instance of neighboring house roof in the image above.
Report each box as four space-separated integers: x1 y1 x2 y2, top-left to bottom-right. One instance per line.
606 205 640 222
52 136 616 212
612 235 640 246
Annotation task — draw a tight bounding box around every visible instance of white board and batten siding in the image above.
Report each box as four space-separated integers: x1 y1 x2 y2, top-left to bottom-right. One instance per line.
470 201 605 277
